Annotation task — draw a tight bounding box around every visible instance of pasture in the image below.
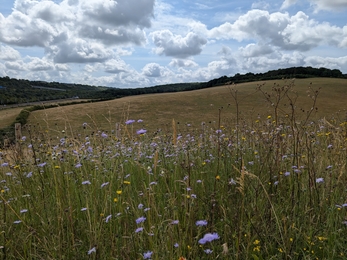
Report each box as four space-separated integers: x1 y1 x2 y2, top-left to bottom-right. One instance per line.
1 78 347 259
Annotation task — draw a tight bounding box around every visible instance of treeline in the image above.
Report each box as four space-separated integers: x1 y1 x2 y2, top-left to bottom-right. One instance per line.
0 76 106 105
0 66 346 105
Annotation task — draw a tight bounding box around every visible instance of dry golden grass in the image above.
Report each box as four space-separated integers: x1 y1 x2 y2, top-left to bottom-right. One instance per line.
0 107 30 128
4 78 347 137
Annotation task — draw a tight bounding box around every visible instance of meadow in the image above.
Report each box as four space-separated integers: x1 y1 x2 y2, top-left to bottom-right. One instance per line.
1 78 347 259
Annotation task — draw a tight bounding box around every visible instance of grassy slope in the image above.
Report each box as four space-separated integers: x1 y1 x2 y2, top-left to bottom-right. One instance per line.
26 78 347 136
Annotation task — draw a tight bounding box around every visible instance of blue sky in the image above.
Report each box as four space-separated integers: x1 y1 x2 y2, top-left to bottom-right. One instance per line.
0 0 347 88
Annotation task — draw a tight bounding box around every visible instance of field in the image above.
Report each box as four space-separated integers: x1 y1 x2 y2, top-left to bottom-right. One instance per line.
1 78 347 259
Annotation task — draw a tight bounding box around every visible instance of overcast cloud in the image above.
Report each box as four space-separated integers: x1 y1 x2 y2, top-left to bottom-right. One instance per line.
0 0 346 88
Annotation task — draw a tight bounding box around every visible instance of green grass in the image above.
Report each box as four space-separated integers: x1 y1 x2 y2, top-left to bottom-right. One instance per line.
1 78 347 259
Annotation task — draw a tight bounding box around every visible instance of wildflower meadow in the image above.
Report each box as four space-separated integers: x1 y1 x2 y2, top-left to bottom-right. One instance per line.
1 81 347 259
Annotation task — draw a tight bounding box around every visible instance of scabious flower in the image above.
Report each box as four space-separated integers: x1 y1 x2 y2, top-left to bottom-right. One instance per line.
101 182 109 188
135 227 144 233
105 214 112 223
198 233 220 244
101 132 108 138
38 162 46 167
136 216 146 224
316 178 324 183
143 251 153 259
82 180 91 185
137 129 147 135
88 247 96 255
20 209 28 213
204 249 213 254
196 220 208 226
138 203 144 209
171 220 179 225
125 119 135 125
75 163 82 168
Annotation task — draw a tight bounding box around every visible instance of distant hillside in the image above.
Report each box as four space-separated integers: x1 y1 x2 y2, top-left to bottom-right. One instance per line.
0 66 346 105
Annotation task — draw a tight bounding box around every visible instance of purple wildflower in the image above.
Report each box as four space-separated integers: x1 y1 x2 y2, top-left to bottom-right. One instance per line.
137 119 143 123
316 178 324 183
171 220 179 225
38 162 46 167
138 203 144 209
196 220 208 226
82 180 91 185
136 216 146 224
101 132 108 138
1 163 9 167
125 119 135 125
88 247 96 255
204 249 213 254
105 214 112 223
101 182 109 188
174 243 179 248
75 163 82 168
135 227 144 233
143 251 153 259
198 232 220 244
137 129 147 135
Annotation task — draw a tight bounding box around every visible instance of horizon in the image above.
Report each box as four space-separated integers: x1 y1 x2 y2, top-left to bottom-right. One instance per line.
0 0 347 88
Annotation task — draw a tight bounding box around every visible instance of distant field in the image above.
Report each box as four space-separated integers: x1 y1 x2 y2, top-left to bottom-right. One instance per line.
24 78 347 137
0 107 30 128
0 78 345 137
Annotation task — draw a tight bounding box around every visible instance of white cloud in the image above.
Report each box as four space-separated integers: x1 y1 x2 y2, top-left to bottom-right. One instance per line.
208 10 344 52
80 0 154 28
55 64 70 71
151 30 207 58
239 44 274 57
280 0 298 10
27 57 54 71
5 60 26 71
142 63 165 77
104 59 130 74
0 45 21 61
53 39 114 63
169 59 198 68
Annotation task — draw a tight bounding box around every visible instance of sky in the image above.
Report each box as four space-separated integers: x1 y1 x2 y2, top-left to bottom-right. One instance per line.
0 0 347 88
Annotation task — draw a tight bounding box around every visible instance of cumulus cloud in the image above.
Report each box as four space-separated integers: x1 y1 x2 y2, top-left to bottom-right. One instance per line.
0 45 21 61
151 30 207 58
239 44 274 57
142 63 164 77
55 64 70 71
53 39 114 63
0 0 155 62
104 59 130 74
169 59 198 68
27 57 54 71
208 10 344 52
